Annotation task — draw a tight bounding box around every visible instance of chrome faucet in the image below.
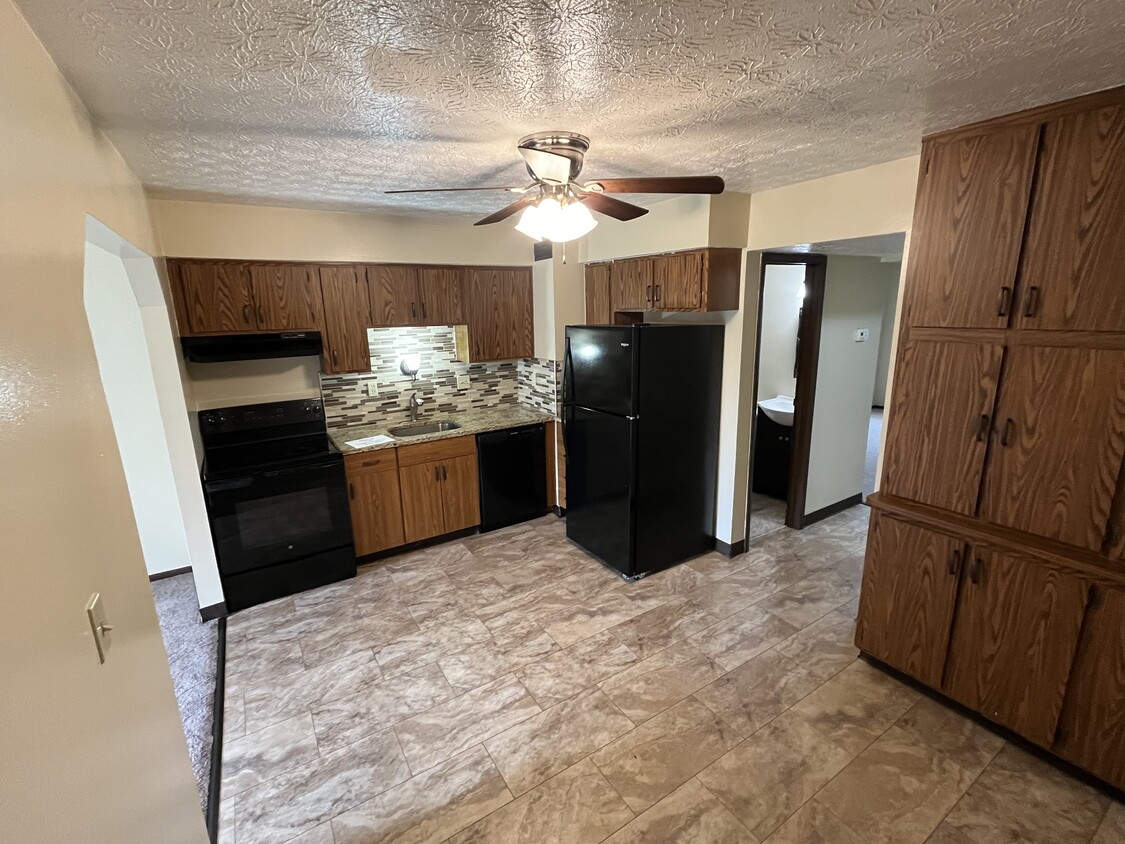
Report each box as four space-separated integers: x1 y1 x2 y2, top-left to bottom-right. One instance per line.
408 391 424 421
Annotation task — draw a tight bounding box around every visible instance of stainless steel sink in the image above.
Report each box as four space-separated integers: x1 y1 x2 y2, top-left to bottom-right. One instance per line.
388 420 462 437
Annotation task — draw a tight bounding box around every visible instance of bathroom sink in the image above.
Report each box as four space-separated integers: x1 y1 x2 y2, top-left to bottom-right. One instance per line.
389 420 462 437
758 396 795 427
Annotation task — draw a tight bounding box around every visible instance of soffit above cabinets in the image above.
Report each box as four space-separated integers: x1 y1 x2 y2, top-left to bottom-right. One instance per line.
14 0 1125 215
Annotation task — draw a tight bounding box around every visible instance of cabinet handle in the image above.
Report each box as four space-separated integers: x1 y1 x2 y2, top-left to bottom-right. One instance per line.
646 284 653 305
975 414 990 442
257 304 265 323
422 302 428 321
434 466 440 481
996 286 1012 317
441 465 448 481
948 549 961 576
411 302 417 320
1000 418 1015 447
361 459 379 468
242 304 250 324
1023 285 1041 318
348 482 355 500
655 284 661 303
969 556 983 584
332 349 339 366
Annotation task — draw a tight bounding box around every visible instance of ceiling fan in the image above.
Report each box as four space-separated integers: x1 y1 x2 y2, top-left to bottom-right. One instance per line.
386 131 725 243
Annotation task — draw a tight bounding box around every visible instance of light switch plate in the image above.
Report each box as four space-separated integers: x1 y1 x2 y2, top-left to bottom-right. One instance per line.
854 328 870 342
456 374 470 391
85 592 113 664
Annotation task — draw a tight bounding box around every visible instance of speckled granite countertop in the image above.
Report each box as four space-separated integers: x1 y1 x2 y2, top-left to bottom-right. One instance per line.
329 405 557 455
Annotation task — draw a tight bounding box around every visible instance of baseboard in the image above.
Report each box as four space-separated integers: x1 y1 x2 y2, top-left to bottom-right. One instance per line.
206 616 227 844
149 566 192 582
715 538 747 558
797 493 863 528
860 653 1124 803
200 602 227 622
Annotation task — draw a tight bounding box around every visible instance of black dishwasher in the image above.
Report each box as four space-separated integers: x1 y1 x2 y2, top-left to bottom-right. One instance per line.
477 424 548 532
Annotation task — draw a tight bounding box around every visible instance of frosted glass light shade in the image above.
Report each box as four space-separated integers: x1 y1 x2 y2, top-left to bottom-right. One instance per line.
514 197 598 243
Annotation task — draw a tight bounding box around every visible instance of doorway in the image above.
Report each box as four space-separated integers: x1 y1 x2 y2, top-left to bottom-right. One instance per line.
746 235 904 539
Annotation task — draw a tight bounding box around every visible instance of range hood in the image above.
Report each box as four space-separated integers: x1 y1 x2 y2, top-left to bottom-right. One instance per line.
182 332 323 363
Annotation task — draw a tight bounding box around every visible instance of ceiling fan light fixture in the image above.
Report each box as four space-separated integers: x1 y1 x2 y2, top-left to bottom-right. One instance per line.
515 196 597 243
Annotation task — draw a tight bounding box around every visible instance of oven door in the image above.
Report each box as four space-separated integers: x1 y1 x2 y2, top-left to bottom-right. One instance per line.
203 458 353 575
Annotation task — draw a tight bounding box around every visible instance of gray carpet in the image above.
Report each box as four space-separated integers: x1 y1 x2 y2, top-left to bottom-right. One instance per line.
151 573 219 810
864 407 884 500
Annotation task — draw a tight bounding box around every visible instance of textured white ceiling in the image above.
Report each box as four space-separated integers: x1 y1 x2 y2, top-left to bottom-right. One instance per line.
782 232 906 258
15 0 1125 216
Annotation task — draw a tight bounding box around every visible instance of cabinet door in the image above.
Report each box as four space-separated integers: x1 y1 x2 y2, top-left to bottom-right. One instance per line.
855 514 964 687
980 346 1125 551
417 267 463 325
585 264 612 324
1017 102 1125 332
903 126 1039 329
465 268 533 361
249 265 323 330
176 262 254 334
943 548 1089 746
348 468 405 555
441 454 481 533
881 339 1004 515
1054 585 1125 790
653 252 702 310
613 257 653 311
368 265 420 326
399 461 445 543
320 267 371 374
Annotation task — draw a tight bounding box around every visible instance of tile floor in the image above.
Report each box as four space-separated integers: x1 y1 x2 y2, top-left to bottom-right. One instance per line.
747 493 788 541
219 508 1124 844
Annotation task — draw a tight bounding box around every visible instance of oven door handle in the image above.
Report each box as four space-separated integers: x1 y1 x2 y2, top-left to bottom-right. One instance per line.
204 477 254 491
262 460 341 477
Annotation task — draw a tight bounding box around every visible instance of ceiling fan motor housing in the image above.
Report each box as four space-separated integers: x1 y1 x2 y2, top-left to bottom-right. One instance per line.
518 131 590 182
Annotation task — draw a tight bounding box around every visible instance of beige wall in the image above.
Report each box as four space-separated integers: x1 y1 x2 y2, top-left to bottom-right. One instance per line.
747 156 920 250
757 264 805 402
805 257 898 514
150 197 534 265
872 262 902 406
0 1 207 840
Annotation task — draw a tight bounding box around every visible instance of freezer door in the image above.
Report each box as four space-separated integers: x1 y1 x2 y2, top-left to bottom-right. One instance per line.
564 326 638 417
564 404 635 577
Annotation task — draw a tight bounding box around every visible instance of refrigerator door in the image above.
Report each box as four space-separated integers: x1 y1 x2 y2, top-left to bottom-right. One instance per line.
564 404 635 577
564 326 638 417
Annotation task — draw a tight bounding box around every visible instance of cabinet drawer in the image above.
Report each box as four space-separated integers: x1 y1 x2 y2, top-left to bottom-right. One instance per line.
397 434 476 467
345 449 398 474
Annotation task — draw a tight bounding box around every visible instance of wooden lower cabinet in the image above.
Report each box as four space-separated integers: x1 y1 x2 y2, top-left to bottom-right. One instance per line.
942 547 1089 746
345 451 405 556
855 514 963 688
440 454 480 533
399 462 447 543
1054 585 1125 787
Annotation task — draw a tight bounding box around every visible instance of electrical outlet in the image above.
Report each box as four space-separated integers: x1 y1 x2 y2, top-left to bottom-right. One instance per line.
366 381 378 397
854 328 870 343
456 374 470 391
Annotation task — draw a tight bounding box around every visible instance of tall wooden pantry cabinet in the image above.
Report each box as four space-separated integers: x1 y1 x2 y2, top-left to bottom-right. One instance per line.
857 86 1125 791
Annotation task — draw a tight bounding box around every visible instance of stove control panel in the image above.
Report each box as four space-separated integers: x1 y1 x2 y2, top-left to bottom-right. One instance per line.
200 398 325 435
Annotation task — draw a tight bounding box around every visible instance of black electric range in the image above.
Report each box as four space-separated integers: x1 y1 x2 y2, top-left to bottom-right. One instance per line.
199 398 355 612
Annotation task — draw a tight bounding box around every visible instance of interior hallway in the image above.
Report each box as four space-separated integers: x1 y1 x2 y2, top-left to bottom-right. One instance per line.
217 511 1123 844
864 407 884 500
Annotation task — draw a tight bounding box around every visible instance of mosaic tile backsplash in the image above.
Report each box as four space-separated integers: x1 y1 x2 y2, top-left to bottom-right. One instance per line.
320 326 560 429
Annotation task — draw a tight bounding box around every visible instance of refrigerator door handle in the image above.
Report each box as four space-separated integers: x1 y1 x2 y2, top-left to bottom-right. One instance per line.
626 415 639 421
562 335 575 404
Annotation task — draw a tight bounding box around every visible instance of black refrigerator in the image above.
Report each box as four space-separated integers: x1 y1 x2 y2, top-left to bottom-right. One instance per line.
563 324 724 580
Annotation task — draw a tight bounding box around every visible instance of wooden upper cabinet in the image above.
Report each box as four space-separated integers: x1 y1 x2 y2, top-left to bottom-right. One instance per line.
979 345 1125 551
368 265 420 326
585 263 612 324
441 453 481 533
319 266 371 374
653 251 702 310
416 267 464 325
881 338 1004 515
614 257 653 310
1054 585 1125 789
248 264 323 331
175 261 254 334
943 547 1089 746
1017 102 1125 332
464 268 533 361
855 513 965 687
904 125 1039 329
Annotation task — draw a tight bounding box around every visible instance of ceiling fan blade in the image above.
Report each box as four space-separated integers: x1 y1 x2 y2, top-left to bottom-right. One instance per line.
385 186 521 194
473 196 535 226
581 192 649 222
584 176 725 194
518 147 572 185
